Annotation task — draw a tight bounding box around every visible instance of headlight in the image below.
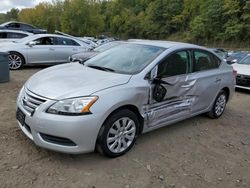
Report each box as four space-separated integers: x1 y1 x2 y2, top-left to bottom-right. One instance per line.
47 96 98 115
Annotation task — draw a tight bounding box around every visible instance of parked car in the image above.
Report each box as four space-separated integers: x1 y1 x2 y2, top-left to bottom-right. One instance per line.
0 34 91 70
0 21 47 34
232 54 250 90
69 41 122 62
0 30 33 43
55 30 98 49
226 51 249 64
16 41 235 157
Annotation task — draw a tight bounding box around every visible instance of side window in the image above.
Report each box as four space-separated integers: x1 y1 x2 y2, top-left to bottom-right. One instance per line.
0 32 7 38
20 24 34 29
56 37 80 46
8 23 20 28
194 51 220 72
157 51 190 77
33 37 54 45
7 33 27 38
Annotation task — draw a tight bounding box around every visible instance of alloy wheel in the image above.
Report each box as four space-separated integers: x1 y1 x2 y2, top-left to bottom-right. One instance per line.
107 117 136 154
9 54 23 70
215 94 226 116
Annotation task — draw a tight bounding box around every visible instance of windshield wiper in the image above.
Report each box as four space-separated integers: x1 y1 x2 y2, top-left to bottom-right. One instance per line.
87 65 115 72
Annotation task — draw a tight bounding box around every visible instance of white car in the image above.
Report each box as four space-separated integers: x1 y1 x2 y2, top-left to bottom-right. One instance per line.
0 30 33 43
232 54 250 90
0 34 91 70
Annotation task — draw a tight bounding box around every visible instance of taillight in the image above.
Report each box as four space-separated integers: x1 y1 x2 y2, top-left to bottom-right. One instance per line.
233 69 237 78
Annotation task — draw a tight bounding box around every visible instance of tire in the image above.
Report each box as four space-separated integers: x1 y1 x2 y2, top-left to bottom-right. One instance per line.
8 52 25 70
207 90 227 119
97 109 139 158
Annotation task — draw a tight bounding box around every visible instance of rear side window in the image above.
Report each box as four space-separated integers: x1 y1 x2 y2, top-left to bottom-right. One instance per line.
56 37 80 46
20 24 34 30
0 32 7 38
193 50 221 72
7 23 20 28
7 32 27 38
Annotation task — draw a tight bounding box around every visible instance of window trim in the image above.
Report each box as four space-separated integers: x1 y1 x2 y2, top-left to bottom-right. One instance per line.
191 49 222 73
155 49 193 78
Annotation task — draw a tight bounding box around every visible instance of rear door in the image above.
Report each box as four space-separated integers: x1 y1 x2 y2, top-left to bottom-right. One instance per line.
146 50 196 127
54 37 82 63
27 36 56 64
188 49 222 113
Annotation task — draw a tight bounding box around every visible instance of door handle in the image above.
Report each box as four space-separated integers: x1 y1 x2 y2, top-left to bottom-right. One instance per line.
181 80 196 88
73 48 78 51
49 48 55 51
215 78 221 82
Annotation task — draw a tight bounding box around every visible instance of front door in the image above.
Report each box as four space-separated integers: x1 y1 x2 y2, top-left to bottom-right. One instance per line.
27 36 55 64
146 50 196 128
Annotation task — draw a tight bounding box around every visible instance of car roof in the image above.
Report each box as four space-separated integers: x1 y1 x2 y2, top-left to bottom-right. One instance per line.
0 21 35 27
0 29 33 35
128 39 201 49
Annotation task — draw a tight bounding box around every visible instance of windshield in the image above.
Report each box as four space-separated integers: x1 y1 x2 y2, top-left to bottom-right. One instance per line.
85 43 165 74
94 42 120 52
238 56 250 65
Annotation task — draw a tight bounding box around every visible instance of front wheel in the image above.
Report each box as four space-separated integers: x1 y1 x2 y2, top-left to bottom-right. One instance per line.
9 52 24 70
207 90 227 119
97 109 139 158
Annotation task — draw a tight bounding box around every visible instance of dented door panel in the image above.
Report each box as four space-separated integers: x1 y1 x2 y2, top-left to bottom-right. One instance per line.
145 74 197 128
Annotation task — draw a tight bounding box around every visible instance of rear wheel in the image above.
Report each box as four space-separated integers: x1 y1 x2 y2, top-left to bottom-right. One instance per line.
97 109 139 158
9 52 24 70
207 90 227 119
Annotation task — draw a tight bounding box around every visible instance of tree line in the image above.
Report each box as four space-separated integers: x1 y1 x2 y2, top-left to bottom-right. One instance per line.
1 0 250 46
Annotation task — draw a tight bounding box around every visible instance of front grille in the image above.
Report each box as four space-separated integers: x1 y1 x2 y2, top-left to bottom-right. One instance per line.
21 89 46 115
236 74 250 87
40 133 77 146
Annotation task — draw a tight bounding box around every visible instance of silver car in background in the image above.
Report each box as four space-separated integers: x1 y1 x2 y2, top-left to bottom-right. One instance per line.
0 34 91 70
16 40 235 157
0 30 33 43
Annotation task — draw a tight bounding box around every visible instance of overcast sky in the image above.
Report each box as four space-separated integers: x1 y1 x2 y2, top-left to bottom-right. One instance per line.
0 0 54 13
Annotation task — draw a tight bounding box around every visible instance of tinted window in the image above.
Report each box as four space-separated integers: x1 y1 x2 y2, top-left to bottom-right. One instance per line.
20 24 34 29
85 44 164 74
157 51 190 77
7 23 20 28
0 32 7 38
193 50 220 72
34 37 54 45
7 32 27 38
57 37 80 46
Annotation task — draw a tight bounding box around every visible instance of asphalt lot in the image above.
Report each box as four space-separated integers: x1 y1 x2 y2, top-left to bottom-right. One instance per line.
0 68 250 188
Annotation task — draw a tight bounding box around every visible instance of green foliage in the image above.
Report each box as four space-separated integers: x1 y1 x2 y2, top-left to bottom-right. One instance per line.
7 0 247 45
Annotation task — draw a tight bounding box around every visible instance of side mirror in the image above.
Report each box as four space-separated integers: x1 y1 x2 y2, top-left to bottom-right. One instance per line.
145 66 158 80
27 41 36 47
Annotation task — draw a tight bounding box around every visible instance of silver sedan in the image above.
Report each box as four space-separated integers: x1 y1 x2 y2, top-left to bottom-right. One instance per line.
16 41 235 157
0 34 91 70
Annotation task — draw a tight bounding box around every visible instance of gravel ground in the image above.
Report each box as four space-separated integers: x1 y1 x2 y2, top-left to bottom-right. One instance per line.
0 68 250 188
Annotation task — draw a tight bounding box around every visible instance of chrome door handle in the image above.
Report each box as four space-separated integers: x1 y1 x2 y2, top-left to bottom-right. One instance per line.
215 78 221 82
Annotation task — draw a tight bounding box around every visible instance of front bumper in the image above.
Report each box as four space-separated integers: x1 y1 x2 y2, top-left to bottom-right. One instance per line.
16 94 103 154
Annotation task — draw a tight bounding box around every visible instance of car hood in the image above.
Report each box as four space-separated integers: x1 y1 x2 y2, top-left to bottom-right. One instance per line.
232 63 250 75
26 63 132 100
